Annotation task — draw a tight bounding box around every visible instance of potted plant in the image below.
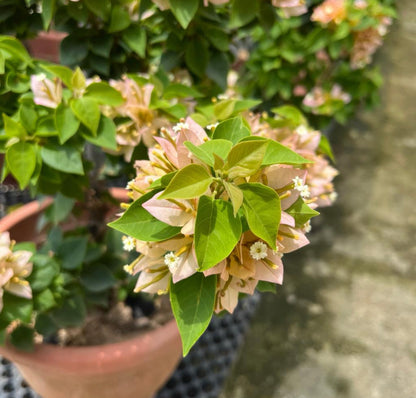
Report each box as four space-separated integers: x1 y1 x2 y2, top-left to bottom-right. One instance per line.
0 30 339 398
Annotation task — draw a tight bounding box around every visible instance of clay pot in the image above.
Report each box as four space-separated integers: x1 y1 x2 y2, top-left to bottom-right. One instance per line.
0 190 182 398
25 31 67 63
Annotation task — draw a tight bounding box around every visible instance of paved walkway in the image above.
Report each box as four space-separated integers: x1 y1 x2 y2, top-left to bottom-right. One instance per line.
222 2 416 397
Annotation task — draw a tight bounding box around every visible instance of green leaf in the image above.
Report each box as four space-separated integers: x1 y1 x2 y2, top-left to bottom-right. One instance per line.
3 114 26 138
40 64 73 88
70 97 100 135
212 117 250 144
185 38 209 77
239 183 281 250
50 292 86 328
84 82 124 106
6 71 30 93
0 293 33 325
213 99 235 119
0 37 32 65
194 196 241 271
286 196 320 226
271 105 307 127
80 264 117 292
164 84 203 100
83 116 117 150
44 193 75 224
318 134 335 162
170 273 216 356
41 145 84 175
184 141 215 167
10 325 34 352
159 164 213 200
34 289 56 312
60 35 89 66
198 139 233 161
263 139 311 166
6 141 36 189
28 254 60 292
225 140 267 179
0 51 4 74
108 5 131 33
257 281 277 293
55 104 80 144
19 105 37 132
223 181 243 216
108 191 181 242
122 25 147 58
41 0 56 30
230 0 259 28
71 67 86 92
170 0 199 29
35 116 58 137
84 0 111 20
58 236 88 270
35 313 58 338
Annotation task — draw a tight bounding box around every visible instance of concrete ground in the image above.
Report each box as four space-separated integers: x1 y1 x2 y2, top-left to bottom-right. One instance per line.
221 2 416 397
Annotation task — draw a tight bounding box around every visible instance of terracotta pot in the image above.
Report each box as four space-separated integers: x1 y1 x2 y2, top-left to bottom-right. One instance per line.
0 189 182 398
25 31 67 63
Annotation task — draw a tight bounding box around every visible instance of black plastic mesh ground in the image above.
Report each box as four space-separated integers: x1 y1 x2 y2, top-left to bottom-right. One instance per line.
0 294 260 398
0 185 32 219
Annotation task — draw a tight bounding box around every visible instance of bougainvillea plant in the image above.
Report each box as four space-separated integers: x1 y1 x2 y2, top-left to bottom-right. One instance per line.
0 36 338 354
109 109 337 354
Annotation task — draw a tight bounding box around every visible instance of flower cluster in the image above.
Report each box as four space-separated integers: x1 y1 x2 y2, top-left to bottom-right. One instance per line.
112 114 337 324
0 233 33 312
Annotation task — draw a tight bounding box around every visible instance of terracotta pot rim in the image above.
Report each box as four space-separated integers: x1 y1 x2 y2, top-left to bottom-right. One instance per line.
0 319 179 375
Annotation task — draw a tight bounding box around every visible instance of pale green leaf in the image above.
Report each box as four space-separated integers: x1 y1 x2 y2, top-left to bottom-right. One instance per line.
239 183 281 250
225 140 267 179
108 191 181 242
223 181 243 216
70 97 100 135
212 116 250 144
83 116 117 150
170 273 216 356
286 196 320 226
159 164 213 200
84 82 124 106
194 196 241 271
55 104 80 144
6 141 36 189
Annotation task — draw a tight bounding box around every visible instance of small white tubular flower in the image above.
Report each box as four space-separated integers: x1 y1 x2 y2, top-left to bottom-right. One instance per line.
122 236 136 252
249 241 268 260
295 125 309 136
292 176 310 198
329 191 338 202
303 220 312 233
217 94 229 100
164 252 180 273
172 122 189 133
300 185 311 199
206 123 219 131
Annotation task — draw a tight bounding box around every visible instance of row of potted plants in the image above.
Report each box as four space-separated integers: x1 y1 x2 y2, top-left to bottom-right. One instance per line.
1 0 395 127
0 0 395 397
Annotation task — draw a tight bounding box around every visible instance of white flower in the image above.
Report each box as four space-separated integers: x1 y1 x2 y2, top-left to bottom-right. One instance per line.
218 94 229 100
122 236 136 252
303 220 312 233
172 122 189 133
295 125 309 136
164 252 180 273
329 191 338 202
300 185 310 198
292 176 310 198
206 123 219 131
249 241 268 260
